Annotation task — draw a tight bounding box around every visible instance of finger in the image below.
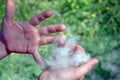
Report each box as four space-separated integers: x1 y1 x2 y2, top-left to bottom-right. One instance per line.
6 0 15 20
72 45 85 56
29 10 52 26
80 76 84 80
39 35 64 46
58 41 84 52
74 58 98 78
38 24 66 36
77 76 84 80
57 59 98 80
62 45 85 57
32 51 44 66
73 45 85 53
57 35 66 47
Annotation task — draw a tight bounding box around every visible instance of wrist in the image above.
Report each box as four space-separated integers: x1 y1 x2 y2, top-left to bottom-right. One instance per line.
0 33 9 60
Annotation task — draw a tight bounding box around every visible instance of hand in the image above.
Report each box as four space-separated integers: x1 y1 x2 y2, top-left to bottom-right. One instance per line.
0 0 66 65
38 45 98 80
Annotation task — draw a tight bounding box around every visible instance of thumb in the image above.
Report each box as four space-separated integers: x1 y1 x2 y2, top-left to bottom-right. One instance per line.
5 0 16 20
74 58 98 78
55 58 98 80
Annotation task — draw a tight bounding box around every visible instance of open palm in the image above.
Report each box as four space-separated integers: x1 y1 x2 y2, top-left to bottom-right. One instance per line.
0 0 66 65
39 45 98 80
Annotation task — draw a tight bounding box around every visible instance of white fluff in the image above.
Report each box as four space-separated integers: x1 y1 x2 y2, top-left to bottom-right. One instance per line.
45 35 90 70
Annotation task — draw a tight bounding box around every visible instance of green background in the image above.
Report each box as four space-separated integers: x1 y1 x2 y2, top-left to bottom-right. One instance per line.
0 0 120 80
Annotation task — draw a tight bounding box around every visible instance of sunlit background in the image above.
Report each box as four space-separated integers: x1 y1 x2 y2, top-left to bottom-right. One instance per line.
0 0 120 80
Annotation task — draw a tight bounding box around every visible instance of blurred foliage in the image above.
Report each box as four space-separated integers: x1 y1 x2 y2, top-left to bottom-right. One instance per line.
0 0 120 80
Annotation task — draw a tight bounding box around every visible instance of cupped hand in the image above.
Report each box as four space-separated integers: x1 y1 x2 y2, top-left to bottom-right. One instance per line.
0 0 66 65
38 45 98 80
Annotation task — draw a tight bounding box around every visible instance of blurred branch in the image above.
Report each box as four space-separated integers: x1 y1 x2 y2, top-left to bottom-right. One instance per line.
106 17 113 24
107 12 120 25
113 16 120 27
114 12 120 17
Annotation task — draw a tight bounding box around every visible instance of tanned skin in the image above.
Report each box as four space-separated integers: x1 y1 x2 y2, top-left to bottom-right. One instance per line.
0 0 66 65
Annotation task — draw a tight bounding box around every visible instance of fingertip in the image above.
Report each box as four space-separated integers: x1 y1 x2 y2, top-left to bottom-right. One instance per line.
74 45 85 53
75 58 98 75
32 51 44 66
6 0 16 19
84 58 98 68
91 58 99 65
56 35 66 40
60 24 66 31
44 10 53 17
55 35 66 47
55 24 66 32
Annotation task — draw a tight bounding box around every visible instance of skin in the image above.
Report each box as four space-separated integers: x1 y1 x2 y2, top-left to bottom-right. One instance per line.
0 0 99 80
0 0 66 65
39 45 98 80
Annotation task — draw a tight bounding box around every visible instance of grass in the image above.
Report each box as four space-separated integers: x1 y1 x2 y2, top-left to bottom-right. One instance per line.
0 0 120 80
